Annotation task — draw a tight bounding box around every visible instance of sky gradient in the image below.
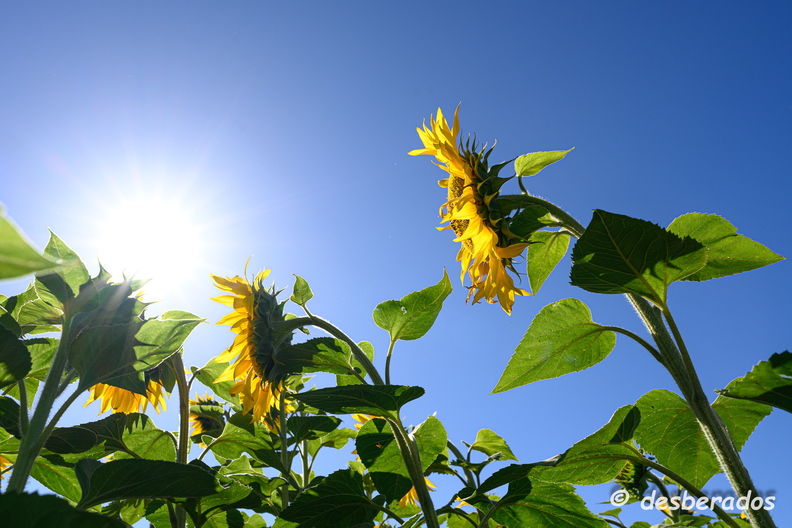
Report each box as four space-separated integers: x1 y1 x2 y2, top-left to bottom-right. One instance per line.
1 2 790 525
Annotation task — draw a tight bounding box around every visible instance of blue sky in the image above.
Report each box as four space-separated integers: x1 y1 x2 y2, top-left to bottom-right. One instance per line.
1 2 790 525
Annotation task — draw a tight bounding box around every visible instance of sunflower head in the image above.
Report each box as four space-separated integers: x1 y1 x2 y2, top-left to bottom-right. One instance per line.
189 393 226 444
410 106 530 314
212 268 295 430
84 358 172 416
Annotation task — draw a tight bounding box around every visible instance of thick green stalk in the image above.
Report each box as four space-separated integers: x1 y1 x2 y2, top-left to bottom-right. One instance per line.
7 318 72 492
172 352 190 528
519 193 775 528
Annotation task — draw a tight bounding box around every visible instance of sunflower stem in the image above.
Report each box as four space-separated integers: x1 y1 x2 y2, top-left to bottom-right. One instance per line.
389 416 440 528
7 317 72 492
302 314 384 385
16 381 29 436
170 352 190 528
384 340 396 385
279 389 291 510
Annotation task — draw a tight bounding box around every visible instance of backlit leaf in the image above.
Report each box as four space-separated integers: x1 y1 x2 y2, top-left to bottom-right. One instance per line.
373 270 451 342
717 351 792 414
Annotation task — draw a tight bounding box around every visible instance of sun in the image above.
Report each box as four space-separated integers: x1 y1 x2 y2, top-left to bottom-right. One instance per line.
95 193 205 301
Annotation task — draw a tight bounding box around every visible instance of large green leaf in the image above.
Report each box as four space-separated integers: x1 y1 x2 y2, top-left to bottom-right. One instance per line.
373 270 451 342
293 385 424 419
491 480 608 528
31 454 84 503
70 310 201 392
355 418 412 502
75 458 220 510
716 351 792 414
508 205 558 238
570 210 707 306
193 358 241 406
0 491 126 527
527 230 571 294
533 405 639 485
667 213 784 281
493 298 615 393
76 413 173 460
209 413 289 473
287 415 342 444
0 213 61 280
0 324 32 389
514 149 574 178
278 469 379 528
2 283 63 335
635 389 770 488
279 337 359 376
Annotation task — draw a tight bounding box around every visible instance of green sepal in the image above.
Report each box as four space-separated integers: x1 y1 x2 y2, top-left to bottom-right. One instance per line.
373 270 452 342
667 213 784 281
292 385 424 420
0 212 61 280
493 298 616 393
570 210 707 306
716 351 792 414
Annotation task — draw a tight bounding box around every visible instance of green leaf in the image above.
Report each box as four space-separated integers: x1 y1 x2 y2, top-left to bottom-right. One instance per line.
31 454 84 503
635 389 771 488
355 418 413 503
373 270 452 342
667 213 784 281
470 429 519 462
0 491 127 527
0 324 32 389
293 385 424 419
0 213 61 280
194 358 241 406
493 298 616 393
716 351 792 413
570 210 707 306
527 230 571 294
413 415 448 472
44 427 98 455
337 341 375 386
2 283 63 335
287 415 342 443
75 458 220 510
36 231 90 304
209 413 287 472
491 480 609 528
533 406 639 485
279 337 359 376
514 149 574 178
508 205 558 238
278 469 378 528
290 275 314 305
76 413 173 460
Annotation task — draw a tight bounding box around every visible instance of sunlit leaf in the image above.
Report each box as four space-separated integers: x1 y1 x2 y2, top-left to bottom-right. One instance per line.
494 298 615 393
0 213 61 280
667 213 784 281
35 231 90 305
514 149 574 178
0 324 32 389
470 429 519 462
290 275 314 306
717 351 792 414
527 230 571 294
570 210 707 306
492 480 608 528
373 270 451 342
635 389 770 488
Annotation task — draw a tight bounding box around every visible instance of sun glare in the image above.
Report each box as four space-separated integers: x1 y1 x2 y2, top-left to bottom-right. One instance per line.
95 194 204 301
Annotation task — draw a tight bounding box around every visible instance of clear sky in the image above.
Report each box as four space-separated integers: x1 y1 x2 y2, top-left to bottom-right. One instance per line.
1 2 790 525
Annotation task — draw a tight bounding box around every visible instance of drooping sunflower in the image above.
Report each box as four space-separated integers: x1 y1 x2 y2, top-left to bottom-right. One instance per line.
409 106 530 314
189 393 226 445
84 378 168 414
211 268 293 431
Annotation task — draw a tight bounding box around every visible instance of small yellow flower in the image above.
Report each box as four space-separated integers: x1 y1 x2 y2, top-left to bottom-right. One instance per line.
0 455 11 479
211 268 293 431
410 106 529 314
84 379 167 414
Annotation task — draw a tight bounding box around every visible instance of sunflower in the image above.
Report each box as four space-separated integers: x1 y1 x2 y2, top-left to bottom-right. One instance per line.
189 393 226 445
84 379 168 414
409 106 529 314
211 268 293 431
